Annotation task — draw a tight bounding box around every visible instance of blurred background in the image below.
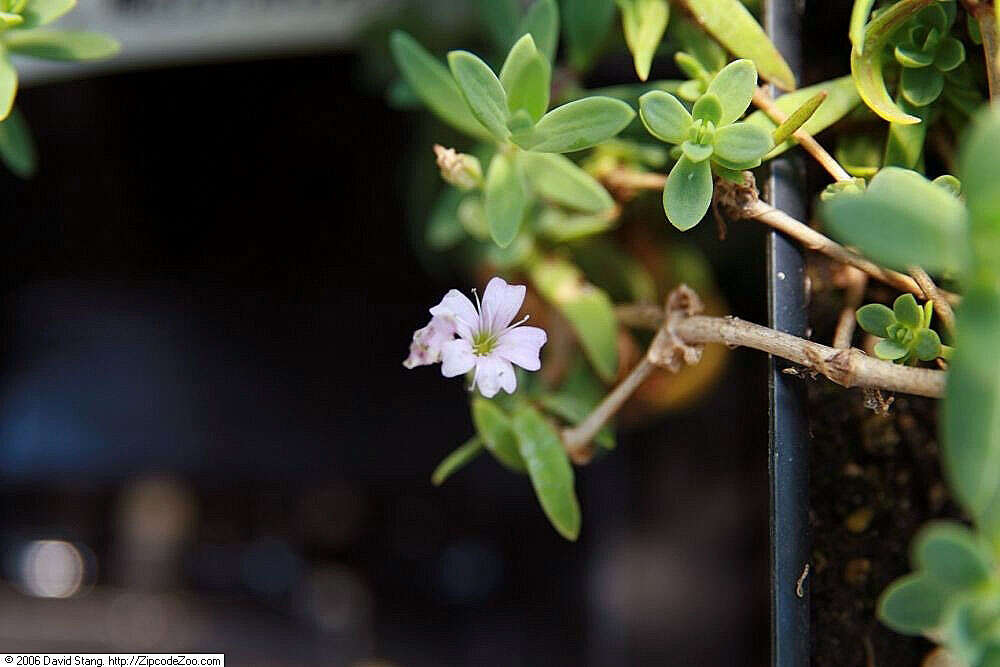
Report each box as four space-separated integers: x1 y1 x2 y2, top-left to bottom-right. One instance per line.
0 1 773 664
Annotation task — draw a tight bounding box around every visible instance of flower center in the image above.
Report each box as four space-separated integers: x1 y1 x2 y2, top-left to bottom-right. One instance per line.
472 330 498 356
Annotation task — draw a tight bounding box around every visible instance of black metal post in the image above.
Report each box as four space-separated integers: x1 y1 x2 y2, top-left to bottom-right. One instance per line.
763 0 811 665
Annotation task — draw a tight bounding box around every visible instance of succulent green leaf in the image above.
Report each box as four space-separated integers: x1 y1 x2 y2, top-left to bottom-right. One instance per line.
849 0 877 51
914 522 993 590
537 208 616 242
850 0 935 124
570 238 658 302
943 285 1000 519
705 59 757 126
425 188 466 250
968 13 982 45
0 56 16 122
935 37 965 71
770 91 826 145
894 44 935 68
681 140 713 162
432 436 485 486
519 0 560 62
484 152 527 248
3 29 120 60
500 34 551 123
472 397 528 472
913 328 942 361
823 167 968 274
663 155 713 231
561 0 616 71
668 14 727 73
538 357 615 450
388 32 491 140
0 106 35 178
525 97 635 153
857 304 895 338
745 76 860 159
681 0 795 91
878 573 951 634
900 65 944 107
933 174 961 197
712 122 772 165
638 90 691 144
530 257 619 381
691 92 722 124
19 0 75 28
893 293 923 329
479 0 523 53
512 404 581 541
521 151 614 213
448 50 511 142
884 96 929 169
619 0 670 82
960 108 1000 267
875 339 909 360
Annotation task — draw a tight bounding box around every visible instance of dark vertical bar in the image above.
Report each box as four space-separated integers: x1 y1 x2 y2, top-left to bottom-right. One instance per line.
763 1 810 665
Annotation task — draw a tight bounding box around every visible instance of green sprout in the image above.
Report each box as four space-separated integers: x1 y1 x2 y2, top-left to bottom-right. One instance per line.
891 1 965 107
857 293 950 364
638 59 774 230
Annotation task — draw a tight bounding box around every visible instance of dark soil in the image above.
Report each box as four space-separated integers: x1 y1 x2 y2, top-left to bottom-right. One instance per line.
808 275 960 666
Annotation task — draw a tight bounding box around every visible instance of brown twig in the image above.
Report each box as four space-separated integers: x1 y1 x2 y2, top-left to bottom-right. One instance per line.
714 175 961 305
833 267 869 349
570 287 946 461
909 265 957 339
620 288 945 398
751 86 853 182
965 0 1000 100
562 357 656 463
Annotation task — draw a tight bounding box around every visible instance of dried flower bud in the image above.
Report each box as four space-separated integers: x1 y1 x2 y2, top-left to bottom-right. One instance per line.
433 144 482 190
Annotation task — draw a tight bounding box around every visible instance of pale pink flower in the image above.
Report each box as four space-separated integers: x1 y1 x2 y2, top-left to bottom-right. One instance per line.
405 277 547 398
403 315 457 369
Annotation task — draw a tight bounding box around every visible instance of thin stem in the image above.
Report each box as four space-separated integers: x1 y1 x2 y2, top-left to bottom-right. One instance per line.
561 357 656 463
751 87 853 182
673 315 945 397
833 267 868 349
909 265 957 339
740 198 960 305
975 3 1000 100
615 299 945 398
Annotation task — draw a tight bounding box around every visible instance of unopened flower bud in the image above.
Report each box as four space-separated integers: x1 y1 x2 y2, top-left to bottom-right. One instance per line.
433 144 483 190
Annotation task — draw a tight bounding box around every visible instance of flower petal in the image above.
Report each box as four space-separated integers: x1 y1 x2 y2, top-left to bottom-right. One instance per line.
430 289 479 340
481 276 526 332
441 338 476 377
496 325 547 370
473 355 516 397
403 315 457 368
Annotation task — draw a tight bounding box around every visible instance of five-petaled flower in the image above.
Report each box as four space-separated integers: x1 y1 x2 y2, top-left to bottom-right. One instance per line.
404 277 547 398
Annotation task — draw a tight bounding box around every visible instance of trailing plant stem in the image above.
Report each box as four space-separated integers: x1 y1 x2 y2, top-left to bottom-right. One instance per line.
909 265 957 339
561 357 656 463
567 288 947 462
740 198 960 305
971 1 1000 100
833 267 868 349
